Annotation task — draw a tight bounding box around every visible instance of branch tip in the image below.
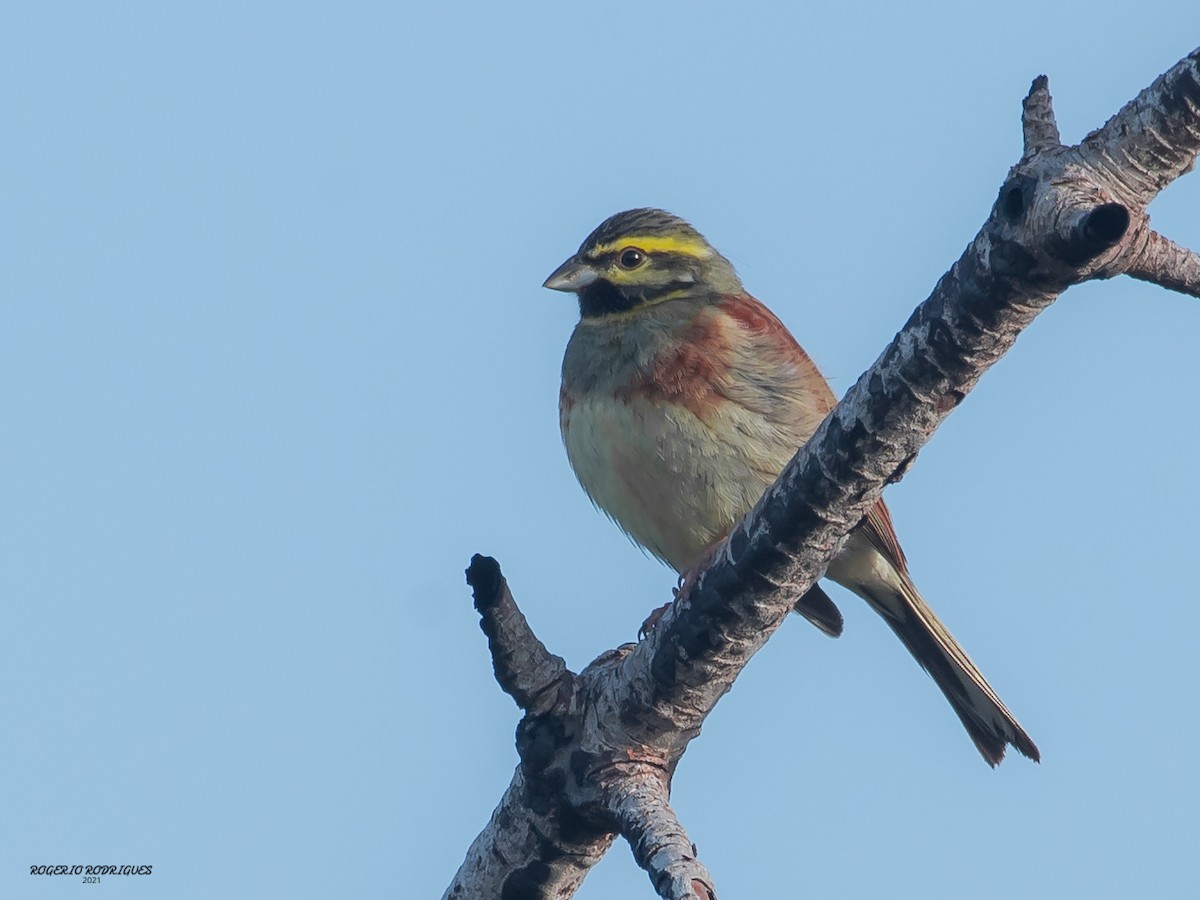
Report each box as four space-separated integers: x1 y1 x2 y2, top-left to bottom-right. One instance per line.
466 553 504 613
1022 73 1061 154
466 554 573 713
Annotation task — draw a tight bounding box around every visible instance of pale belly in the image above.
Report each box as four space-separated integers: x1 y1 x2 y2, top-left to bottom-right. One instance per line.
561 393 787 572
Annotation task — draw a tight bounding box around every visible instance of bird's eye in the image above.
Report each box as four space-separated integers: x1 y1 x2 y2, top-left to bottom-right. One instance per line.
618 248 646 269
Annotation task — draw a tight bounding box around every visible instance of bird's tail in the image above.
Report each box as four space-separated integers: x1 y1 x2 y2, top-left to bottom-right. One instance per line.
793 584 844 637
862 572 1039 766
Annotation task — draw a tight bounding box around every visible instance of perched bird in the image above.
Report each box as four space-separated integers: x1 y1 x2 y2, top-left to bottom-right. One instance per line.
544 208 1038 766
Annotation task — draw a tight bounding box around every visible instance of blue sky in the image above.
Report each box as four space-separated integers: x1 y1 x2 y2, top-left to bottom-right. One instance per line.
2 3 1197 898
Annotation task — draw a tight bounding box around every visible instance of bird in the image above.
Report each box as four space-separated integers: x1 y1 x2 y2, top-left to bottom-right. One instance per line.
543 207 1038 766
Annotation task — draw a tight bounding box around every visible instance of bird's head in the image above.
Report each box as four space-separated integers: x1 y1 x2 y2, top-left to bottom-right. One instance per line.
543 208 742 320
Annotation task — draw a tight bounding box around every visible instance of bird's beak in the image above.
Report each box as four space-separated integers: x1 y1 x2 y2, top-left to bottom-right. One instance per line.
543 255 599 293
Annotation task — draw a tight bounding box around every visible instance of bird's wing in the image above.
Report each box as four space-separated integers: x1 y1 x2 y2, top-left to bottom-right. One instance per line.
713 292 836 425
716 294 911 575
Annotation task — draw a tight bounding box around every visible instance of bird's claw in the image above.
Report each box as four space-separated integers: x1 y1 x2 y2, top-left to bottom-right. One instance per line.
639 603 671 640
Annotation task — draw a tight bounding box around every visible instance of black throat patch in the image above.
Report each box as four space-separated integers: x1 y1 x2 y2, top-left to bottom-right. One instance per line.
577 279 643 319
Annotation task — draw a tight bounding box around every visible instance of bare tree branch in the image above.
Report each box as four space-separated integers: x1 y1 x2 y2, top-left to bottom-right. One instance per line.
448 46 1200 898
604 768 716 900
1126 229 1200 297
1023 74 1062 153
1079 47 1200 206
442 767 614 900
467 554 574 717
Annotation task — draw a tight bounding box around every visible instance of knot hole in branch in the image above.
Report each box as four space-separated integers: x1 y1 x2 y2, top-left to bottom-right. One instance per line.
999 174 1037 225
1083 203 1130 248
1059 203 1131 265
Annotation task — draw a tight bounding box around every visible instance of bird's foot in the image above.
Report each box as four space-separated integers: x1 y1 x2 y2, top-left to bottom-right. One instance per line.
638 548 719 640
638 603 672 640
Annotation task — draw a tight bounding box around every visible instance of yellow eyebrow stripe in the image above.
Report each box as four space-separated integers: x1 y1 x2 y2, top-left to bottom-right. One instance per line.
589 234 712 258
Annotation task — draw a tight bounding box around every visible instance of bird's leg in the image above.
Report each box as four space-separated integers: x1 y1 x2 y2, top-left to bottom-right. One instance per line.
638 534 728 639
675 533 728 603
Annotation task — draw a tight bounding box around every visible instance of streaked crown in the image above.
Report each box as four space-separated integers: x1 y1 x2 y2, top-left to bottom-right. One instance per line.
578 208 707 256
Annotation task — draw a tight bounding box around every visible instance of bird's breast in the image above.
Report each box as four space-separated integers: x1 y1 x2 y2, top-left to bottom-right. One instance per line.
560 388 747 570
557 296 831 571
